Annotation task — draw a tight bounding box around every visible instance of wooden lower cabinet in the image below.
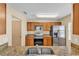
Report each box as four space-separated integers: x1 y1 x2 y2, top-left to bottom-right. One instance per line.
43 38 48 46
43 36 52 46
25 36 34 46
25 35 53 46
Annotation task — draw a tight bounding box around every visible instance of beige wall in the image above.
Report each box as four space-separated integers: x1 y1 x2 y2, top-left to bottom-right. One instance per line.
61 14 72 54
62 15 71 41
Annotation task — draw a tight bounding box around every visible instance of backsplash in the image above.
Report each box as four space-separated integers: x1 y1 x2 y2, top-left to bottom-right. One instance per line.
72 35 79 45
0 35 8 45
27 31 50 35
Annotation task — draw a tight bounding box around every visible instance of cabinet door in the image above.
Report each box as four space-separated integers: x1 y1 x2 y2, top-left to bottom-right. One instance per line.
43 38 48 46
29 39 34 46
73 4 79 35
47 38 52 46
25 37 34 46
0 4 6 35
44 37 52 46
25 38 29 46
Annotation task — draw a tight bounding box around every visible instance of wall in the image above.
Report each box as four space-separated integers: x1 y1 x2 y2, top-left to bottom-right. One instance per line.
21 20 27 46
7 4 27 46
61 14 72 54
62 15 71 41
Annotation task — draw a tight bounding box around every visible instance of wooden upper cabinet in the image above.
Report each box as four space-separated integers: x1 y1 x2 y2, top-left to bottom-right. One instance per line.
0 4 6 35
73 4 79 35
27 22 61 31
27 22 31 31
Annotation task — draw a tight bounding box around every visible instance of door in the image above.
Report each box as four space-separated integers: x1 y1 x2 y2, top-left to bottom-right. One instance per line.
25 37 34 46
58 26 66 46
47 37 52 46
29 39 34 46
12 18 21 47
52 26 66 46
43 38 48 46
44 37 52 46
73 4 79 35
52 26 59 46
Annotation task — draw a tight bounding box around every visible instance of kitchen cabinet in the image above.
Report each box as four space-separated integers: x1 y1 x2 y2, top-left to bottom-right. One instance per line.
43 36 52 46
25 35 53 46
25 35 34 46
0 4 6 35
73 4 79 35
27 22 32 31
27 22 62 31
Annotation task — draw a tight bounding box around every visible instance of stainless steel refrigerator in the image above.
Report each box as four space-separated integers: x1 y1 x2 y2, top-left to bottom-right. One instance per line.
50 25 66 46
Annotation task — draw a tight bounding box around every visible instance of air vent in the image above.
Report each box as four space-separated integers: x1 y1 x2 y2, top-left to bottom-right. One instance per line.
23 11 27 15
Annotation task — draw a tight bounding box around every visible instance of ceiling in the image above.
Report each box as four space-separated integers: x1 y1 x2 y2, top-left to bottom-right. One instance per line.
8 3 72 20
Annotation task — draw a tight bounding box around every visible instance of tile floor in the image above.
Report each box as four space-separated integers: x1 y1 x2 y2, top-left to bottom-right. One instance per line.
71 46 79 55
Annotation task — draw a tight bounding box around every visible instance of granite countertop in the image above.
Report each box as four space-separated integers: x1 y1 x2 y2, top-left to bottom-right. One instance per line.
72 41 79 46
43 34 51 37
71 35 79 45
26 34 51 37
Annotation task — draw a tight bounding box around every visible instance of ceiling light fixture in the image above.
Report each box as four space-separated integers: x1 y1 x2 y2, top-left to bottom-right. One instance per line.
36 14 58 18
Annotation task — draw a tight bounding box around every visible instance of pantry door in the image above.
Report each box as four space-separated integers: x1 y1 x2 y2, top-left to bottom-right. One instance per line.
12 17 21 47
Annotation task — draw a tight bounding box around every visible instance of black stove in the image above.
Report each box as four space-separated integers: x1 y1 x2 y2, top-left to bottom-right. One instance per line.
34 38 43 46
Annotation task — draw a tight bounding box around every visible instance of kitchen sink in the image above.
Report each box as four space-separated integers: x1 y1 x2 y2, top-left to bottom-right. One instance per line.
25 47 54 56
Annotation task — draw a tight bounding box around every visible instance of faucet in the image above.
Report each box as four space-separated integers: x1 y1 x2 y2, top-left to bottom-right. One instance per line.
36 44 41 55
